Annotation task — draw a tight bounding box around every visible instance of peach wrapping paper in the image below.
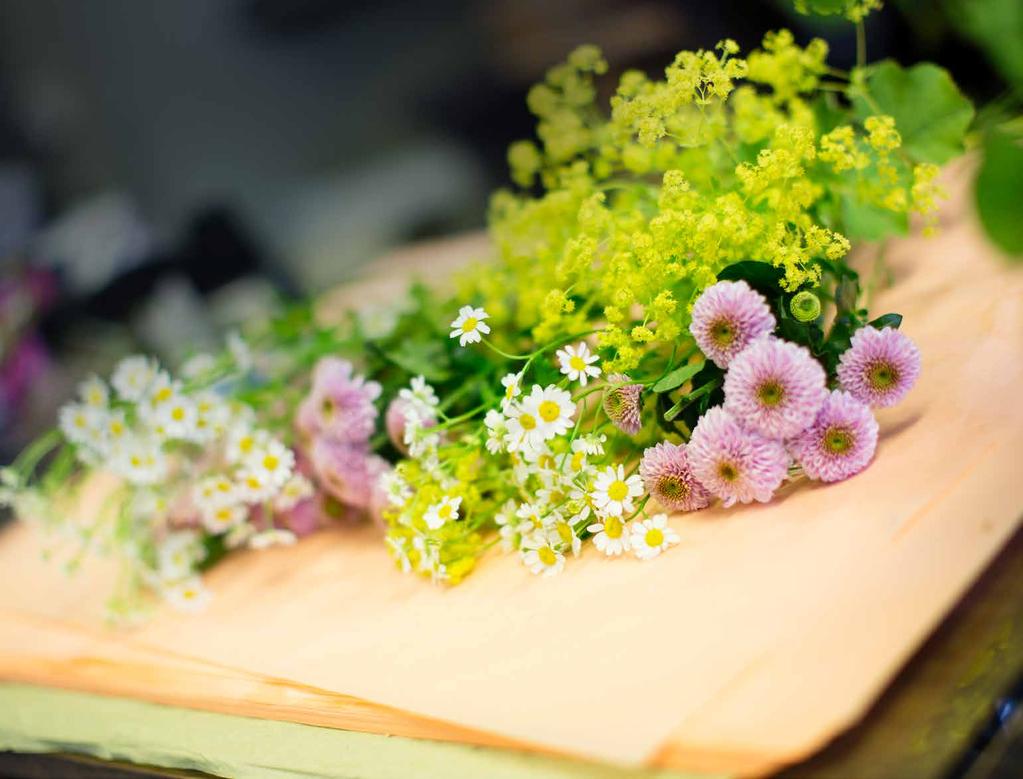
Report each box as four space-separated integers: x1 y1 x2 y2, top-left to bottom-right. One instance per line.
0 162 1021 776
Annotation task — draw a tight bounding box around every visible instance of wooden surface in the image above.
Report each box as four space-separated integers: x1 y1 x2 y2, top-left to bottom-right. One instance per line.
0 162 1022 777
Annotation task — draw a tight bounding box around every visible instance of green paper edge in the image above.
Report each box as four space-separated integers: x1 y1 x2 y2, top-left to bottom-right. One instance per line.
0 683 723 779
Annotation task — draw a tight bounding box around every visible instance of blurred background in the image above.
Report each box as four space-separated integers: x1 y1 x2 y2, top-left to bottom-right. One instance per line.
0 0 1016 458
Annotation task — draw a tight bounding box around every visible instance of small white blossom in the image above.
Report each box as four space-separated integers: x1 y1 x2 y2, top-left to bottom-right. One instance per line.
556 342 601 386
379 470 412 508
591 464 644 518
78 374 109 408
248 528 297 550
201 502 248 534
111 355 159 402
519 384 575 441
274 473 314 511
423 495 461 530
449 305 491 346
500 372 522 408
157 531 205 581
483 408 508 454
110 436 168 486
629 514 680 560
521 532 565 577
587 515 631 556
398 376 439 418
163 576 211 613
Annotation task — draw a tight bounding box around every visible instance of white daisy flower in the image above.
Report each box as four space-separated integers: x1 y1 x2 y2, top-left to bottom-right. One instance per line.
225 424 268 466
556 342 602 386
404 414 441 458
193 391 231 442
110 436 168 486
575 432 607 457
78 374 109 408
201 502 248 534
587 515 631 556
379 470 413 508
236 467 277 504
500 372 522 408
591 464 643 517
629 514 680 560
111 355 159 402
274 473 314 511
157 531 205 581
399 375 440 418
449 305 491 346
246 437 295 489
520 384 575 441
552 517 582 557
248 528 297 550
194 475 238 514
483 408 508 454
494 500 522 551
423 495 461 530
163 576 211 613
58 402 105 449
521 534 565 577
503 401 544 453
153 391 200 441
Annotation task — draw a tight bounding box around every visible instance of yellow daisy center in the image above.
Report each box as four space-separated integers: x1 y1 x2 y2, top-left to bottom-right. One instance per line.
538 400 561 422
538 547 557 566
603 516 623 539
438 503 453 519
171 406 186 421
607 480 629 501
518 413 537 431
569 355 586 371
644 528 665 547
154 387 173 404
461 316 478 333
263 454 280 471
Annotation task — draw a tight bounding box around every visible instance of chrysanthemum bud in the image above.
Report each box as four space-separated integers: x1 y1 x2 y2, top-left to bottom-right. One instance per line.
790 291 821 323
602 374 643 436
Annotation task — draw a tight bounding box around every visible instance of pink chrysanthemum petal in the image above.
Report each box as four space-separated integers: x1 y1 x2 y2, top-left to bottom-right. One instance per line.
689 280 776 368
310 438 388 510
790 390 878 482
639 441 711 512
723 336 827 440
687 407 790 507
603 374 644 436
296 357 381 444
837 326 920 408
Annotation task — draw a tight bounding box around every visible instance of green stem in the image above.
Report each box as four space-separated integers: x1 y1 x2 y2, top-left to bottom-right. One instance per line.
855 20 866 70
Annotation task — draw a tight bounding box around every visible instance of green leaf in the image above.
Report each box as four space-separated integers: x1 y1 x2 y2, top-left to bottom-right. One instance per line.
651 361 705 394
383 340 452 382
841 197 909 241
716 261 785 300
975 131 1023 258
868 312 903 329
853 61 974 164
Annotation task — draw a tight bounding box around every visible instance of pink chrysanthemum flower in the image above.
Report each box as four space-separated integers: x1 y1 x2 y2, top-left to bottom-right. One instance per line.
723 336 827 440
603 374 643 436
837 326 921 408
310 438 388 510
790 390 878 482
689 280 776 368
687 407 790 507
296 357 381 444
639 441 711 513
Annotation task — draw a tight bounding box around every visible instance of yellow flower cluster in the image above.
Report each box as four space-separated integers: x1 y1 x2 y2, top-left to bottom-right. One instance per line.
463 32 942 373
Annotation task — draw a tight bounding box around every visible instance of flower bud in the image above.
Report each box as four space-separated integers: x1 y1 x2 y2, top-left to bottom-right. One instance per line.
790 291 821 323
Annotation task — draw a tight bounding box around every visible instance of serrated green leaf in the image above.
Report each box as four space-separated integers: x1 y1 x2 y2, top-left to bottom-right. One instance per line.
853 61 974 164
975 131 1023 258
651 361 705 394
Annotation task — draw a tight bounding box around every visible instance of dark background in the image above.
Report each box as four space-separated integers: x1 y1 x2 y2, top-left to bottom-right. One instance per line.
0 0 1011 457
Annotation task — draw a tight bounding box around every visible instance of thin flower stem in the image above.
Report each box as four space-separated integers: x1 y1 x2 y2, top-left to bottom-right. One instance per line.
481 339 532 360
855 20 866 70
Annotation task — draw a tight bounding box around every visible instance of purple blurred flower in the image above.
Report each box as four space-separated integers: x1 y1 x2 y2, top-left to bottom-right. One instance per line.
723 336 827 440
687 407 790 507
837 326 921 408
639 441 711 513
296 357 381 444
689 280 776 368
790 390 879 482
310 437 389 511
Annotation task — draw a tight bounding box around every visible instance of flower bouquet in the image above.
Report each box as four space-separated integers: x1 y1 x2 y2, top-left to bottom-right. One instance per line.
2 5 980 618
